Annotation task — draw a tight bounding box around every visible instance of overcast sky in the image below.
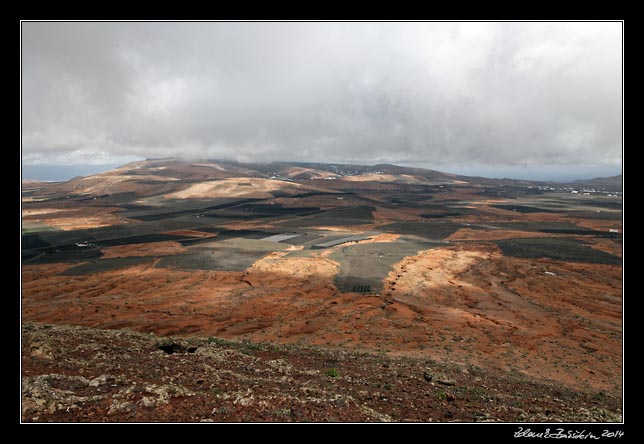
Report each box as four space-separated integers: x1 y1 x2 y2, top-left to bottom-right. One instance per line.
21 22 622 180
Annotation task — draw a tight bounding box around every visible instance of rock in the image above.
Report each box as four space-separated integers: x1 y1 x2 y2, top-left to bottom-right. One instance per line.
30 341 55 360
437 378 455 386
108 399 133 415
423 371 433 382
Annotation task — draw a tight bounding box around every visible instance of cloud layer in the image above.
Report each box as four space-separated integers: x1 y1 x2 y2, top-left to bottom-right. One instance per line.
22 22 622 169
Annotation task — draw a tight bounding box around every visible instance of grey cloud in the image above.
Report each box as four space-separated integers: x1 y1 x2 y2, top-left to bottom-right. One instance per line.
21 22 622 168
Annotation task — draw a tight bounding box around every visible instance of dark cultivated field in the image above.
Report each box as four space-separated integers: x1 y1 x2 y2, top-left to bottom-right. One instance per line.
118 198 265 221
95 234 189 247
278 233 322 245
476 185 545 198
25 246 103 264
539 228 616 237
387 195 434 204
156 251 266 272
494 238 622 265
568 200 623 210
420 212 464 219
125 208 207 221
278 205 375 228
178 237 219 247
60 256 156 276
21 250 42 261
491 204 558 213
212 229 274 240
156 238 290 272
25 212 266 252
87 192 141 205
231 203 321 215
279 217 372 228
117 203 158 211
331 239 439 293
491 221 596 233
22 234 51 250
488 221 620 238
202 211 278 220
564 211 622 221
380 221 462 240
31 229 103 249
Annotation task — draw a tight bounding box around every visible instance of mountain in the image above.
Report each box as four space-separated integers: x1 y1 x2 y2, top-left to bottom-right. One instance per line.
22 158 623 197
566 175 623 192
24 159 462 198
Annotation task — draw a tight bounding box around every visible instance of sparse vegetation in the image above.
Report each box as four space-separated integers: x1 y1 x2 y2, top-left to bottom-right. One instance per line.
325 368 339 378
22 320 622 422
465 386 493 401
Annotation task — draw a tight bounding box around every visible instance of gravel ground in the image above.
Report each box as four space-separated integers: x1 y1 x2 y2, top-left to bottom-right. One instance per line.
21 322 622 423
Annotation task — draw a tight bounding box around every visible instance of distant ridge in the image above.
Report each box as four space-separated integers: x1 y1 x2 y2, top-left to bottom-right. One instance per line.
21 158 623 193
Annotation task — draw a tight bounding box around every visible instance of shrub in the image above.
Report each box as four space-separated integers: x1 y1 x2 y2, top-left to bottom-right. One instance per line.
325 368 339 378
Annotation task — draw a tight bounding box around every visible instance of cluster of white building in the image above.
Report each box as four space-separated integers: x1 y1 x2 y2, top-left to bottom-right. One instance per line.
536 185 622 197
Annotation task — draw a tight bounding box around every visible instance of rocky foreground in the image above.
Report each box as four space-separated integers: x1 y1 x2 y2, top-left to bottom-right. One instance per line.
21 322 621 423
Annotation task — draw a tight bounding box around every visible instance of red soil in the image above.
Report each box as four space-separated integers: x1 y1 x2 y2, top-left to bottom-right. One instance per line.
22 239 622 396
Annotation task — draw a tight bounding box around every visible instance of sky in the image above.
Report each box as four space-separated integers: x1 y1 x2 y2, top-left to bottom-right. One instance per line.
21 21 622 181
